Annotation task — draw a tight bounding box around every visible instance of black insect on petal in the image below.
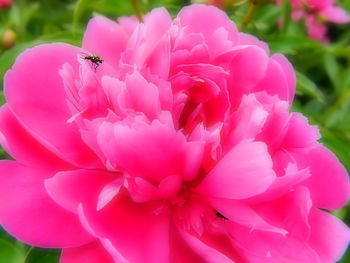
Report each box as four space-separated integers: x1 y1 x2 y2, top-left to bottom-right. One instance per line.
216 212 228 220
82 54 104 71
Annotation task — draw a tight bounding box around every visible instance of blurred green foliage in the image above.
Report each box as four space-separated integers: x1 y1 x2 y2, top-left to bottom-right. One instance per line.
0 0 350 261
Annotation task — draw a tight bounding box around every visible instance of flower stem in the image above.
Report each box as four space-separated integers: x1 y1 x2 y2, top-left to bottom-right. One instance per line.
131 0 143 23
23 246 34 263
239 2 257 31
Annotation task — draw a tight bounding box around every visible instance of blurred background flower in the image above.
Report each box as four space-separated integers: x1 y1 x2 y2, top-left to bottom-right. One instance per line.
0 0 12 9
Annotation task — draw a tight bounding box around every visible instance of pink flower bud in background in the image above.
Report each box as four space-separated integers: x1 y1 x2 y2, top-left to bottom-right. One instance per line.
192 0 225 8
0 0 12 8
282 0 350 42
205 0 224 7
2 29 16 48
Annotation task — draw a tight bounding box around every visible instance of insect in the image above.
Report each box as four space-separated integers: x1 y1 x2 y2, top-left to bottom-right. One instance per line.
216 212 228 220
82 53 104 71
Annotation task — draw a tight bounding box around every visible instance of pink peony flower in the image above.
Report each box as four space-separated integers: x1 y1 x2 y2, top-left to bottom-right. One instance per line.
0 0 12 8
0 4 349 262
287 0 350 42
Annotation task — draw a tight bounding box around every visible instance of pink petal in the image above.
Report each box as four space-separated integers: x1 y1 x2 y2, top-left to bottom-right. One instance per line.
228 223 320 263
238 32 269 55
125 176 159 202
254 54 296 105
4 43 100 169
97 178 124 211
182 141 205 181
158 174 183 198
224 94 268 150
206 27 236 59
320 6 350 23
291 144 350 210
144 33 171 79
223 46 269 109
177 227 235 263
0 105 71 170
0 161 93 247
46 169 117 214
196 140 276 199
79 190 170 263
255 186 312 241
122 7 172 71
97 119 187 182
306 16 329 43
122 70 161 119
246 164 310 204
177 4 238 43
209 198 288 234
143 7 172 46
60 241 114 263
281 113 320 149
308 208 350 262
169 224 204 263
117 16 139 36
82 16 129 69
270 54 296 104
123 8 172 79
292 10 304 21
255 100 290 153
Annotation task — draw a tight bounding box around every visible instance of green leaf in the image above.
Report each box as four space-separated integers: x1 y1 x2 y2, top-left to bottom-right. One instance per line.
324 88 350 128
332 207 348 220
0 240 25 263
0 43 31 86
320 128 350 171
268 36 324 55
24 247 60 263
281 0 291 32
73 0 91 32
295 71 325 102
323 53 341 93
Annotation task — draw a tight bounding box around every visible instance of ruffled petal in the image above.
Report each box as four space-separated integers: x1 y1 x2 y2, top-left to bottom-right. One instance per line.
280 113 320 150
228 223 320 263
82 16 129 69
209 198 288 234
246 164 310 204
177 228 235 263
254 186 312 241
223 94 268 151
122 7 172 75
255 99 290 154
223 46 269 108
97 119 187 182
169 224 204 263
254 54 296 105
177 4 238 43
